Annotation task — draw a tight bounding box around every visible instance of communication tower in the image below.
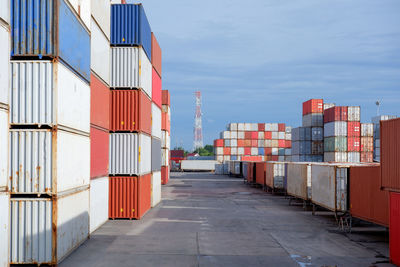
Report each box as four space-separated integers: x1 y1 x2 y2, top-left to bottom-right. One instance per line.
193 91 203 150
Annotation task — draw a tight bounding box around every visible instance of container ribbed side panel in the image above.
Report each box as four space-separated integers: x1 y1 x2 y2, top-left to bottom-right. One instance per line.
109 133 139 175
110 47 139 88
10 199 52 264
110 90 139 132
9 130 52 194
10 61 53 125
109 176 137 219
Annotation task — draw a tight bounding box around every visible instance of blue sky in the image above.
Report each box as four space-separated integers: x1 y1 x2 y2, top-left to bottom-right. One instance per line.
138 0 400 150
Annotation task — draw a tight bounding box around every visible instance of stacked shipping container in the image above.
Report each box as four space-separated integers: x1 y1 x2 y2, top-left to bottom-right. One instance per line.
372 115 397 162
161 90 171 184
8 0 91 264
214 122 292 162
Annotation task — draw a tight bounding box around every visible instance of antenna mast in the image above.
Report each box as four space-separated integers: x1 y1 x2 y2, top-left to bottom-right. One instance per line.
193 91 203 151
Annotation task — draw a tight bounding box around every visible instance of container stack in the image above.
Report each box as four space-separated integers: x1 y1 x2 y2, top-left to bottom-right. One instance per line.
8 0 91 264
371 115 397 162
214 123 292 163
360 123 374 162
0 2 10 265
161 90 171 184
90 0 111 234
109 3 153 219
323 106 349 162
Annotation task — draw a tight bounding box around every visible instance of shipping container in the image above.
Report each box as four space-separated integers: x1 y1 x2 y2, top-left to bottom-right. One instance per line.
10 189 89 264
215 147 223 155
162 130 170 149
324 121 347 137
258 123 265 131
347 137 360 152
292 141 311 155
109 175 151 219
361 152 373 162
109 133 151 176
152 68 162 108
0 108 7 190
265 162 286 190
287 163 312 200
311 127 323 141
151 103 162 139
361 123 373 137
91 73 110 130
162 148 169 166
255 162 266 186
347 106 360 121
110 89 151 134
90 127 109 178
278 123 286 132
231 140 237 147
0 22 9 105
162 90 170 106
220 131 230 139
91 0 110 39
324 152 347 162
162 111 170 133
9 129 90 194
265 123 279 132
67 0 91 30
161 166 169 184
348 152 360 163
349 165 388 227
10 61 90 133
180 160 217 171
323 136 346 152
91 18 110 85
231 131 238 139
110 47 152 98
89 176 109 233
347 122 361 137
302 113 323 127
324 103 335 110
0 192 9 266
381 118 400 192
151 33 162 77
151 137 161 171
390 192 400 266
151 171 161 207
311 141 323 155
292 127 311 141
303 99 323 115
111 4 152 60
324 106 348 123
214 139 224 147
0 0 9 24
11 0 91 82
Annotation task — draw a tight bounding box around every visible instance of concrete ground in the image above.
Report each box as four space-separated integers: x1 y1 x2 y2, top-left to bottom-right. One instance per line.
61 172 393 267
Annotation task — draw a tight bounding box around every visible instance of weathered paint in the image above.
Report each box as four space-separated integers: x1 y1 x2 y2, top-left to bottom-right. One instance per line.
161 165 169 185
162 148 169 167
287 163 312 200
89 176 109 233
162 90 170 106
151 171 161 207
265 162 286 189
0 22 9 105
390 192 400 266
90 18 110 85
161 130 170 149
90 0 110 39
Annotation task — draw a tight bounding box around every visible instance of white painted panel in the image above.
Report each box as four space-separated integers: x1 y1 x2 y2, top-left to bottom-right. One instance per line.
251 123 258 131
347 106 360 121
231 147 237 155
140 48 152 99
287 163 309 200
251 147 258 155
231 139 237 147
270 123 279 132
91 0 110 39
271 132 278 139
162 148 169 166
361 123 373 137
237 147 244 155
220 131 230 139
0 109 7 190
66 0 91 31
57 130 90 193
278 132 285 139
151 171 161 208
0 1 9 25
324 122 347 137
311 165 336 211
230 131 237 139
152 103 162 139
181 160 218 171
237 123 244 131
238 131 244 139
90 18 110 84
161 130 170 149
244 123 251 131
140 134 151 175
228 123 237 131
215 147 223 155
89 177 108 233
258 132 264 139
0 23 9 105
0 192 9 266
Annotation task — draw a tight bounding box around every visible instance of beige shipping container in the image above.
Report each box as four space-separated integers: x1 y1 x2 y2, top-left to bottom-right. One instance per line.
287 163 312 200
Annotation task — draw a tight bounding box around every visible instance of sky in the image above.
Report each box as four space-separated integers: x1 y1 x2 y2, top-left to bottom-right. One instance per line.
136 0 400 151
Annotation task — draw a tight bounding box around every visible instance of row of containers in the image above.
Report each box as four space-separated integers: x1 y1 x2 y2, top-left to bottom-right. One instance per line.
0 1 171 265
215 118 400 266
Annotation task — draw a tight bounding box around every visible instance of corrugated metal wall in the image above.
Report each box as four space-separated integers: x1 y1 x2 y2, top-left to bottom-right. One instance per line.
109 133 139 175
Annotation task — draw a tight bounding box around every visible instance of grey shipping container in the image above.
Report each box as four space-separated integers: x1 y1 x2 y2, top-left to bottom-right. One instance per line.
302 113 323 127
324 136 347 152
311 127 323 141
292 127 311 141
292 141 311 155
151 137 162 171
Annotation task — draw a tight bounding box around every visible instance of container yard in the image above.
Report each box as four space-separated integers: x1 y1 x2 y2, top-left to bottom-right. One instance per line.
0 0 399 266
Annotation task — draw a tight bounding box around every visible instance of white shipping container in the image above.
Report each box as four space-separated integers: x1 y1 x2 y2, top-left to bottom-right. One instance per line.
271 140 278 147
0 23 9 105
231 147 237 155
348 106 360 121
361 123 373 137
324 103 335 110
90 177 108 233
0 192 9 266
215 147 223 155
216 155 223 162
237 147 244 155
258 131 264 139
324 152 347 162
9 129 90 194
244 123 252 131
286 163 311 200
238 123 245 131
181 160 218 171
272 147 278 156
265 123 272 131
272 132 278 139
264 140 271 147
270 123 279 132
258 140 264 147
91 0 110 39
0 108 7 190
90 18 110 85
151 103 162 139
10 61 90 133
324 122 347 137
278 132 285 139
251 123 258 131
285 133 291 140
110 47 152 98
67 0 91 30
238 131 244 139
220 131 230 139
230 131 237 139
162 105 171 116
228 123 237 131
162 148 169 166
348 152 360 163
285 126 292 133
161 130 170 149
224 139 231 147
251 147 258 155
151 171 161 207
231 139 237 147
223 155 230 161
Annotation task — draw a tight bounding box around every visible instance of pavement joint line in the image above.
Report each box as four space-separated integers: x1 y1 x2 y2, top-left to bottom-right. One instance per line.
269 232 308 267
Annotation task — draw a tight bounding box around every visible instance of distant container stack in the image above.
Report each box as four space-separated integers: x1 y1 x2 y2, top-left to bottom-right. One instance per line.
8 0 90 264
214 122 292 163
161 90 171 184
371 115 397 162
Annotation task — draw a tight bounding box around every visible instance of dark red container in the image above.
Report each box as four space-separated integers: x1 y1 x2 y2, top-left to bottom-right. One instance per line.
244 147 251 155
348 137 360 152
161 166 169 185
265 147 272 156
223 147 231 155
90 127 109 179
350 165 389 227
237 139 244 147
247 162 255 183
381 118 400 192
110 89 151 134
251 131 258 140
171 150 184 158
278 140 285 148
348 121 361 137
162 90 170 106
109 175 151 220
245 132 251 139
151 33 162 77
258 123 265 131
91 73 109 130
255 162 266 186
162 112 170 133
251 140 257 147
271 155 279 161
278 123 286 132
303 99 323 115
324 106 348 123
361 152 373 162
285 140 292 148
214 139 224 147
152 68 162 108
264 131 272 139
390 192 400 266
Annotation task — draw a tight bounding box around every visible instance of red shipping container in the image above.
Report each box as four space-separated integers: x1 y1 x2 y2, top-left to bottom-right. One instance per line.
264 131 272 139
161 166 169 185
244 147 251 155
350 165 389 227
278 123 286 132
348 137 360 152
285 140 292 148
381 118 400 192
247 162 255 183
90 73 109 130
162 90 170 106
348 121 361 137
152 68 162 108
109 175 151 220
237 139 245 147
271 155 279 161
390 192 400 266
303 99 323 115
251 131 258 140
265 147 272 156
278 139 285 148
360 152 373 162
255 162 266 186
244 140 251 147
245 132 252 139
223 147 231 155
90 127 109 179
361 137 373 152
251 140 258 147
242 156 263 162
258 123 265 131
110 90 151 134
162 112 170 133
214 139 224 147
324 106 348 123
151 33 162 77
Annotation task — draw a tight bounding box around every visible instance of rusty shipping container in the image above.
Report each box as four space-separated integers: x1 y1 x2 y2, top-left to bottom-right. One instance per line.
350 165 388 227
90 127 109 179
390 192 400 266
324 106 348 123
255 162 266 186
91 73 110 130
265 162 286 190
381 118 400 192
109 175 151 220
110 89 151 134
287 162 312 200
151 32 162 77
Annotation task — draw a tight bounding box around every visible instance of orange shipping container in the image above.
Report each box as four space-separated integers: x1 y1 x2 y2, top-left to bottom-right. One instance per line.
244 140 251 147
265 131 272 139
251 140 258 147
162 112 170 133
381 118 400 192
162 90 170 106
237 139 245 147
161 166 169 185
223 147 231 155
214 139 224 147
255 162 266 186
390 192 400 266
303 99 323 115
91 73 109 130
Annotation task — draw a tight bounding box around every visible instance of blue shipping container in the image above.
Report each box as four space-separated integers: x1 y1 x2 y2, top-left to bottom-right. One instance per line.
258 148 265 155
11 0 90 82
111 4 152 61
